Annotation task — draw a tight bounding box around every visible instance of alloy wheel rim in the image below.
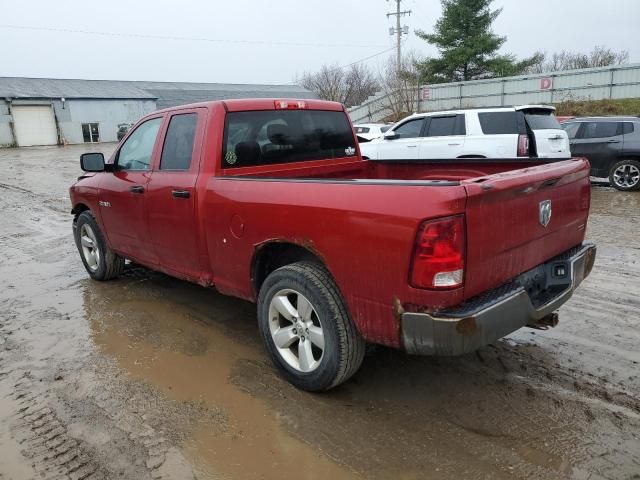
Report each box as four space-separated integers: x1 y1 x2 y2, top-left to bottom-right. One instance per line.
613 165 640 188
268 289 325 373
80 224 100 272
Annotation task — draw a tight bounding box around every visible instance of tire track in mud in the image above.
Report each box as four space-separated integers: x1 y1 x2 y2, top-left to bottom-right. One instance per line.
0 303 203 480
11 384 104 480
0 168 202 479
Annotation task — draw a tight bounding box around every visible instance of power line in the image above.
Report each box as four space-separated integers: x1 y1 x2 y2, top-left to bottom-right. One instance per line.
0 24 388 50
340 46 398 69
275 46 398 86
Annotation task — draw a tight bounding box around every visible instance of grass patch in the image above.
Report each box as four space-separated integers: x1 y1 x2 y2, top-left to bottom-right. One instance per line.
554 98 640 117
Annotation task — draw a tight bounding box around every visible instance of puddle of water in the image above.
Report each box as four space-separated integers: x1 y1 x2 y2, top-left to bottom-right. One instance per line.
85 280 361 480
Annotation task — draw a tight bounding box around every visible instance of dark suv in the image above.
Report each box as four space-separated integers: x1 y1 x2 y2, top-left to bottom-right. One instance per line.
562 117 640 191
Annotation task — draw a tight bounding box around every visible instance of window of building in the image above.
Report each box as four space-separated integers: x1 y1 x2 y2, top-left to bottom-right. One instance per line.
82 123 100 143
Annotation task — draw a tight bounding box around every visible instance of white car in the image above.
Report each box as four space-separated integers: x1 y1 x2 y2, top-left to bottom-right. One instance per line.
359 106 570 160
353 123 391 141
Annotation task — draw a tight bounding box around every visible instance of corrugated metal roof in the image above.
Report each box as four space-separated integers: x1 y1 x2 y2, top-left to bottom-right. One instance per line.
0 77 316 106
0 77 156 99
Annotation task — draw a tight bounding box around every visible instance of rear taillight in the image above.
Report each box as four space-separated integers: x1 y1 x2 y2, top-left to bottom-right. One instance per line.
517 134 530 157
410 216 465 289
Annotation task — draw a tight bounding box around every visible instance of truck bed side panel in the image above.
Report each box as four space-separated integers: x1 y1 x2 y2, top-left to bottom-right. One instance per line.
203 178 467 346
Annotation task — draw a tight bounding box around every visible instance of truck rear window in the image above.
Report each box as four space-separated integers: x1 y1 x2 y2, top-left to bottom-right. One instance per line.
222 110 357 168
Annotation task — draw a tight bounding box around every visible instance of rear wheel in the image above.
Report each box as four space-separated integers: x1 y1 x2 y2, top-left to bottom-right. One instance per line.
74 211 124 280
609 160 640 191
257 262 365 392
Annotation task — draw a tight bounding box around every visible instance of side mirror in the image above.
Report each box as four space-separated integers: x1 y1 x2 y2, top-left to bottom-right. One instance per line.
383 130 399 140
80 153 105 172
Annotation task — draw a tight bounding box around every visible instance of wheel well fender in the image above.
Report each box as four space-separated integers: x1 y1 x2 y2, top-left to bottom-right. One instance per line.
71 203 90 217
251 241 325 295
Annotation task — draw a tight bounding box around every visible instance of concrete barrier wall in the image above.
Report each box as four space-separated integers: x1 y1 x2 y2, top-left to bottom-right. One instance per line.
348 63 640 124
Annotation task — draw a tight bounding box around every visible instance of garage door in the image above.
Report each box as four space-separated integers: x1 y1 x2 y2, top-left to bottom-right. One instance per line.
12 106 58 147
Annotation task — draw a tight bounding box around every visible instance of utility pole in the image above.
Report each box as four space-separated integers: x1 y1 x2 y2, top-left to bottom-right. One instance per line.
387 0 411 71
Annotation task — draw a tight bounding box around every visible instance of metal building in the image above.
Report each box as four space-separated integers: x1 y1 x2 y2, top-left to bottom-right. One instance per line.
0 77 316 147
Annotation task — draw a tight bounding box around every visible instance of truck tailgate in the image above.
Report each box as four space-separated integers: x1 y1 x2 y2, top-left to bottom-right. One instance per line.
461 159 591 299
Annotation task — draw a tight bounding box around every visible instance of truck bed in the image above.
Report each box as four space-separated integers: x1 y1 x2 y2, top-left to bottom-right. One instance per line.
223 157 568 183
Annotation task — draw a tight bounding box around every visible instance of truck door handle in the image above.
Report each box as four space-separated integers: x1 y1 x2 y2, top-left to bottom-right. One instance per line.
172 189 190 199
407 145 418 148
130 185 144 194
606 139 620 143
448 143 461 146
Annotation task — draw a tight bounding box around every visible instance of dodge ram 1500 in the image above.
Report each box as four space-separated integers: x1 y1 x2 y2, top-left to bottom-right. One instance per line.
70 99 596 391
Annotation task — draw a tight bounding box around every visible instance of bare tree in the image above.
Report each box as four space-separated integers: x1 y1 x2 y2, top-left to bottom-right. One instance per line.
378 53 421 121
525 46 630 74
299 63 378 107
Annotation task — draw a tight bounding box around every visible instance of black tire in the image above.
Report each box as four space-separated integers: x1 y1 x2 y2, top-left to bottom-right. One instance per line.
257 261 365 392
609 159 640 191
73 211 124 281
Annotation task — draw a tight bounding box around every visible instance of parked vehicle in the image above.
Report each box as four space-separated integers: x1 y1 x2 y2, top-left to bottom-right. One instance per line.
70 99 596 391
561 116 640 191
360 105 570 160
354 123 391 141
557 116 576 123
116 123 133 141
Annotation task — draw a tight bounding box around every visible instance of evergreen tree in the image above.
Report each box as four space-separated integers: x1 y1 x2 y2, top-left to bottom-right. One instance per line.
416 0 538 83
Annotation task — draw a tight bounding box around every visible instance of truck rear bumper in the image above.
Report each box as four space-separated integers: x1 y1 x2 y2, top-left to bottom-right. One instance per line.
401 243 597 356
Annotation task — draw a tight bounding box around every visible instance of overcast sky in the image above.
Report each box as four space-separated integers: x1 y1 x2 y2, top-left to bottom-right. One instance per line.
1 0 638 84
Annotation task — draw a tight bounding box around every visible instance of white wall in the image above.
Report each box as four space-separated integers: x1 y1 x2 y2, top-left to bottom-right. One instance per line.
0 98 157 147
0 101 14 147
55 99 156 144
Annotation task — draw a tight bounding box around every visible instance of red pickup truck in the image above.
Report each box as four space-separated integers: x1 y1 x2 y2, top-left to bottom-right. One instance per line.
70 99 596 391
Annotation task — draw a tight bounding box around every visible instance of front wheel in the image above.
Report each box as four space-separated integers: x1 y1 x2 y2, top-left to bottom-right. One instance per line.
609 159 640 191
74 211 124 280
257 262 365 392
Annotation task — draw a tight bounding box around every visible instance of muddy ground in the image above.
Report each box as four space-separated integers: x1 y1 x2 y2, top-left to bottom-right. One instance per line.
0 144 638 480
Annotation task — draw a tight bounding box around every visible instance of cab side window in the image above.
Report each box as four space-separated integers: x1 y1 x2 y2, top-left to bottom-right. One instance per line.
160 114 198 171
117 118 162 171
393 118 425 139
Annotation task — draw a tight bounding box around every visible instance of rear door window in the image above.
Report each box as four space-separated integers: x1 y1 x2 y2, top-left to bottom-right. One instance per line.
160 113 198 171
223 110 356 168
425 115 465 136
478 112 519 134
393 118 425 139
581 122 621 139
622 122 635 135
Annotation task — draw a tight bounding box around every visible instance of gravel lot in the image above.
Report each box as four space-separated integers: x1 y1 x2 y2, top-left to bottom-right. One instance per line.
0 144 639 480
